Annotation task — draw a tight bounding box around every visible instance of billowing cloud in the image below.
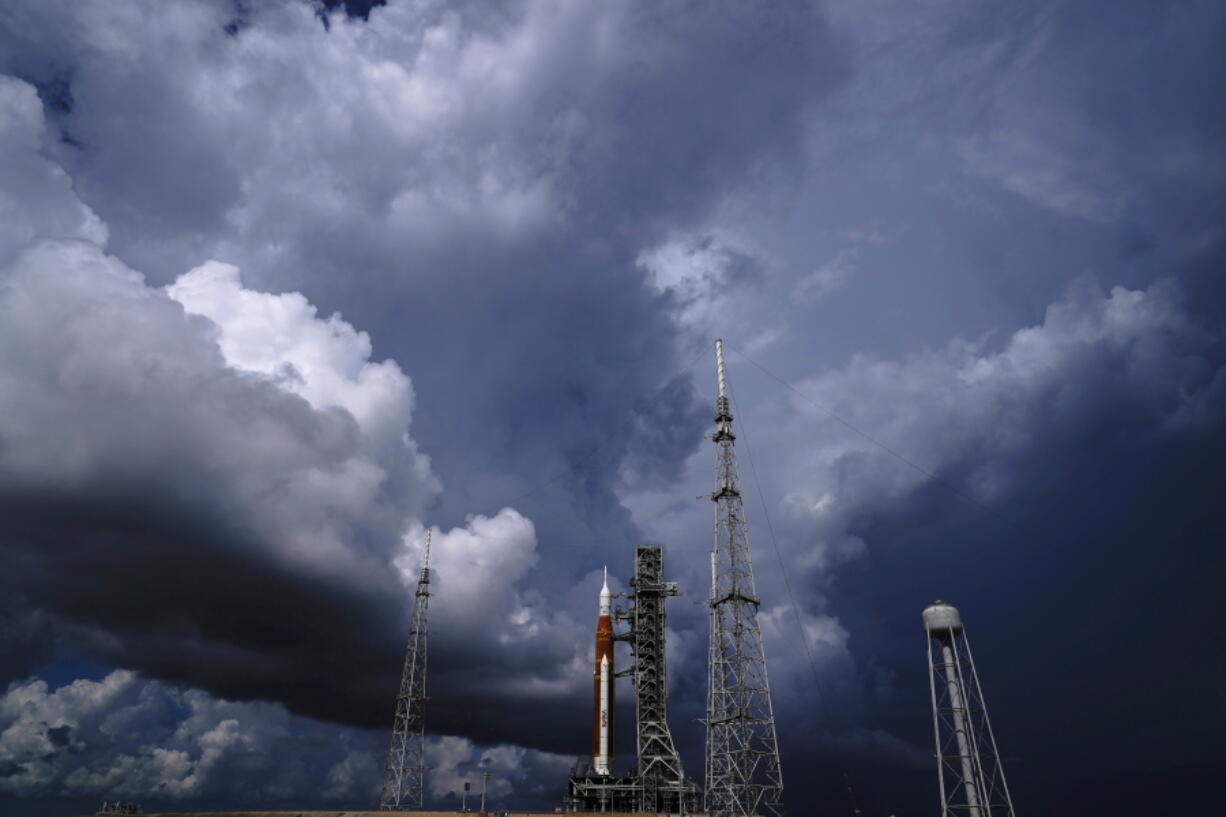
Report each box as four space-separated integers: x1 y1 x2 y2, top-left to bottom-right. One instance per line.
0 78 106 266
0 1 850 597
416 509 588 718
0 0 846 268
626 275 1224 741
0 669 571 807
0 63 620 811
167 260 430 467
0 67 568 744
0 670 381 801
764 278 1219 566
2 0 1223 813
0 232 436 703
640 231 767 332
425 734 571 806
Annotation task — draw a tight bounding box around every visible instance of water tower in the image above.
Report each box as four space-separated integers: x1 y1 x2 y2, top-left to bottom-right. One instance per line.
923 601 1016 817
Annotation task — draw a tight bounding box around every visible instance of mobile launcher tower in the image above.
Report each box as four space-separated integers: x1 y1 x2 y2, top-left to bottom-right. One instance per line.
924 601 1017 817
565 546 700 813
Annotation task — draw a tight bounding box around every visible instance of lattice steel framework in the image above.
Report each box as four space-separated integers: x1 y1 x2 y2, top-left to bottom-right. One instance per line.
924 601 1016 817
627 545 697 813
379 530 432 810
705 339 786 817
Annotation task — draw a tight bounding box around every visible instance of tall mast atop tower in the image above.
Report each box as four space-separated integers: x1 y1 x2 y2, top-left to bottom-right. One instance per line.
705 339 787 817
379 530 432 810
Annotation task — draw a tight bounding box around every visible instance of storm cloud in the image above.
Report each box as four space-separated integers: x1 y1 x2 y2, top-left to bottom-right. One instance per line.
1 0 1224 814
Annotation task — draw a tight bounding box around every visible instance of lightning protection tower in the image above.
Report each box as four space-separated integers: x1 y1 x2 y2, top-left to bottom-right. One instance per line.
705 338 787 817
379 530 432 810
924 601 1016 817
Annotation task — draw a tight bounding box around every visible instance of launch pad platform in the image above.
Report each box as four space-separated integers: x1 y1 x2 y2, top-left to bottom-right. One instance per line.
565 769 698 814
78 812 710 817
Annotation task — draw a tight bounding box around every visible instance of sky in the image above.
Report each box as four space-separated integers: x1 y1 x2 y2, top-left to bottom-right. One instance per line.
0 0 1223 815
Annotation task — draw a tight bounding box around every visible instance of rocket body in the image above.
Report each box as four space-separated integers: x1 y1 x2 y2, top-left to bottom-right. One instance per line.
592 568 615 775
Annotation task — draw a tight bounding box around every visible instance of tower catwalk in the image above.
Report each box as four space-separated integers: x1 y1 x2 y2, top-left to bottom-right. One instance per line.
379 530 432 810
705 339 787 817
923 601 1016 817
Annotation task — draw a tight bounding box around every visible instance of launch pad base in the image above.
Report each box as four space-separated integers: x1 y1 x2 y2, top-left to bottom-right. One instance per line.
564 772 698 814
565 773 640 812
77 812 707 817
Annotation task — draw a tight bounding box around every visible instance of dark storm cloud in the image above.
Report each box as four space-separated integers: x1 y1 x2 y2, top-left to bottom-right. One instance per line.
0 237 423 712
718 0 1226 789
0 74 440 734
0 3 851 802
826 327 1226 813
720 1 1226 808
951 0 1226 243
0 228 590 755
3 0 1225 813
0 0 849 590
320 0 388 22
624 273 1226 812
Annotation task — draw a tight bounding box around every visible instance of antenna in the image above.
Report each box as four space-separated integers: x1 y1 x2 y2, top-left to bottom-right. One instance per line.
705 339 787 817
379 530 433 809
924 601 1016 817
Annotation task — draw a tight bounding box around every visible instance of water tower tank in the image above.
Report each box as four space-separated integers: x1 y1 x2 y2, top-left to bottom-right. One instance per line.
922 600 963 638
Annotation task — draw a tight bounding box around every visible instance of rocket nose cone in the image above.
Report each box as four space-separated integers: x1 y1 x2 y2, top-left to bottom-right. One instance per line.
599 566 611 615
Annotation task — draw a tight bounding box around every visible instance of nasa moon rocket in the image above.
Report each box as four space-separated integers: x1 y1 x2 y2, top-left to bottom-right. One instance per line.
592 567 615 775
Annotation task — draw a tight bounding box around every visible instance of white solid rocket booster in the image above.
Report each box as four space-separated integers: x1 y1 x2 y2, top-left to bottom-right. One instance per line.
593 567 614 775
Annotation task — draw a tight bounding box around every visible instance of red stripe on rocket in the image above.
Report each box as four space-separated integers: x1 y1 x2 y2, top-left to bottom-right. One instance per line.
592 566 614 775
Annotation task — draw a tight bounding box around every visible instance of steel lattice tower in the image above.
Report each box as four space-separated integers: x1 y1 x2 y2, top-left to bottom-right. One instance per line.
705 339 787 817
379 530 432 810
924 601 1016 817
625 545 698 813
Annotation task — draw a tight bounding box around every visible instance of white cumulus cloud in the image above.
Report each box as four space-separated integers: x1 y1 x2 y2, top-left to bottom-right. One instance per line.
0 671 381 801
